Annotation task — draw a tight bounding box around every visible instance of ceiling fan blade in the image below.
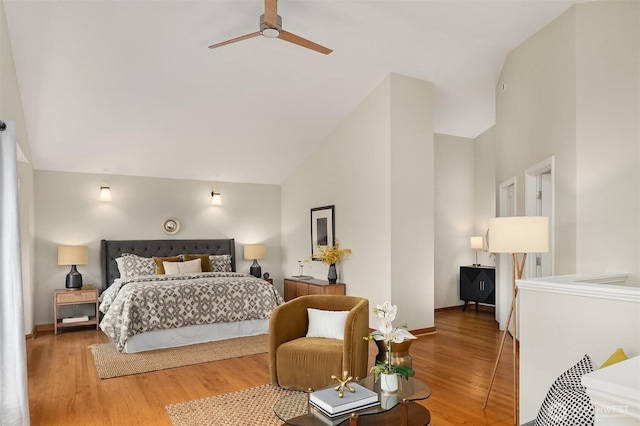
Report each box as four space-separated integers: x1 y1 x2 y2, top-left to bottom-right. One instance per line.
264 0 278 27
279 30 332 55
208 31 261 49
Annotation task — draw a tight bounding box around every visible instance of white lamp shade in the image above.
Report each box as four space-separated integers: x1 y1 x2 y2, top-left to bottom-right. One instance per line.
211 192 222 206
470 236 483 249
99 184 112 202
244 244 266 260
58 246 89 266
488 216 549 254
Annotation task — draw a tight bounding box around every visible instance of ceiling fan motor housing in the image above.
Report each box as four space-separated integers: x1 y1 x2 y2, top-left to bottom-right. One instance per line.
260 14 282 38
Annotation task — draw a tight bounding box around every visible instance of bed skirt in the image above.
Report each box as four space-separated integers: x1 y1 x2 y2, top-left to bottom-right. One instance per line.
123 319 269 353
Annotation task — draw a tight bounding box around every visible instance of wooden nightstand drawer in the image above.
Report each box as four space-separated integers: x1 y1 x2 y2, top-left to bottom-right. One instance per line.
55 289 97 304
54 288 99 335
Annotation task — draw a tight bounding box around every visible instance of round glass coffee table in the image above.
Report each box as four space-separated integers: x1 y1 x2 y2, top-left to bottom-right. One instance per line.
273 376 432 426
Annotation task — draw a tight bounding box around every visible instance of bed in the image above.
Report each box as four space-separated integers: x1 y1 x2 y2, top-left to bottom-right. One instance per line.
99 239 283 353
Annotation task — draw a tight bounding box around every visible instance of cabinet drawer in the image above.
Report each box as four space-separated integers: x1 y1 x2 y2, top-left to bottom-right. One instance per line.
56 290 97 304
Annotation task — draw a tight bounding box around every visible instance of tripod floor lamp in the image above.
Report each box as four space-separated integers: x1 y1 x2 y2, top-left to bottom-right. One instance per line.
483 216 549 425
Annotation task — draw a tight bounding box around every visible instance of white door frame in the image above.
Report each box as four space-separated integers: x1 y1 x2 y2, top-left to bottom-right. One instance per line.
525 156 555 277
496 176 517 330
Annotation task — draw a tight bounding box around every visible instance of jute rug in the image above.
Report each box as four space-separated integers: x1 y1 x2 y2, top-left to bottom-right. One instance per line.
89 334 268 379
166 384 306 426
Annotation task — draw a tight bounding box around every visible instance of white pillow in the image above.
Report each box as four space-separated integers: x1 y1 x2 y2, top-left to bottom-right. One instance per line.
306 308 350 340
163 258 202 275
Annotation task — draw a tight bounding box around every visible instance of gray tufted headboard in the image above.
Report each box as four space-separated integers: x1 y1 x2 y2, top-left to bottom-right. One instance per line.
100 239 236 289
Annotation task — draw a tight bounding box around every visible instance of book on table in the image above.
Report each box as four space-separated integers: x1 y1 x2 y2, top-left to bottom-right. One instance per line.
62 315 89 323
309 383 380 417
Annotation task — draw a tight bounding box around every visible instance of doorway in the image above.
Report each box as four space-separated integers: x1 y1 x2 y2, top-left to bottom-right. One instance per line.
525 156 555 277
496 177 517 330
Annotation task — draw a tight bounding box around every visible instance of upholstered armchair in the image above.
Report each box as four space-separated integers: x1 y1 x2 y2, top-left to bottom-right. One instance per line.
269 295 369 391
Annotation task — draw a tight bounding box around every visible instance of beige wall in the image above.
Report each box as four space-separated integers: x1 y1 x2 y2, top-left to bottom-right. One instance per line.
575 1 640 281
33 170 281 325
434 134 475 309
496 6 577 277
1 0 35 334
281 73 436 330
389 74 435 330
493 1 639 421
495 1 639 287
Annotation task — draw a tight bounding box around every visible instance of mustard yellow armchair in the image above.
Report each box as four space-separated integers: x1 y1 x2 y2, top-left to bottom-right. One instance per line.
269 295 369 391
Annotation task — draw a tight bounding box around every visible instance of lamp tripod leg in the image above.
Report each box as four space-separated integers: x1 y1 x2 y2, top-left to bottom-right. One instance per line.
483 286 516 408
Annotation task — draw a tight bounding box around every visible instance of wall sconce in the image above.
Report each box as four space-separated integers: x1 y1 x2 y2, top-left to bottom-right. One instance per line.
99 181 112 202
470 236 483 266
211 191 222 206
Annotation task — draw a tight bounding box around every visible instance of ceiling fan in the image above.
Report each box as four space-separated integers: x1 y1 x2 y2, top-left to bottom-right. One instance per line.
208 0 332 55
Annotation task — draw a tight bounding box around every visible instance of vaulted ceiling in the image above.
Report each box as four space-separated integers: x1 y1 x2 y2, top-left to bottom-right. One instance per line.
5 0 583 184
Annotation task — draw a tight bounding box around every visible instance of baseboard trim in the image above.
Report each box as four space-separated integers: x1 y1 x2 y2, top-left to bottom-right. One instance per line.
434 305 463 312
31 323 54 339
412 326 436 336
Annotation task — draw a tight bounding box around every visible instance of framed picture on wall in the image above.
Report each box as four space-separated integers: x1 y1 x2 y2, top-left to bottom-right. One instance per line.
310 205 335 260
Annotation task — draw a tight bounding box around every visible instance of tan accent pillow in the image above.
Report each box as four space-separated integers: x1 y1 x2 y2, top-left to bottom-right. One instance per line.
182 254 212 272
163 258 202 275
601 347 629 368
152 256 181 275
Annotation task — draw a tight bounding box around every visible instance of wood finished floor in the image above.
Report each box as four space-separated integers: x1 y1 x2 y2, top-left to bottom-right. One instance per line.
26 306 514 426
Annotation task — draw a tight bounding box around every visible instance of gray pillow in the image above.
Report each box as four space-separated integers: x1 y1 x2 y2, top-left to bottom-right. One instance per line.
118 253 155 278
209 254 232 272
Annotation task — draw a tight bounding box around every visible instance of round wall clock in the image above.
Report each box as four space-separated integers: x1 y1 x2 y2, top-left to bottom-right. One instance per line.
162 218 180 235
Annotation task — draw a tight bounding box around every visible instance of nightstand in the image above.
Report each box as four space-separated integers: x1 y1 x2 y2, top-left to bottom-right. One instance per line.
54 287 99 334
264 277 273 284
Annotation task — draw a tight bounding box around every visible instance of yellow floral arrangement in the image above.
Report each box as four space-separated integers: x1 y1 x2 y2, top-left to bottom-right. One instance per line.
314 240 352 265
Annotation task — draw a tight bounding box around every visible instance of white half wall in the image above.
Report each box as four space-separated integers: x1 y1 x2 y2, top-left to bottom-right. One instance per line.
33 170 281 326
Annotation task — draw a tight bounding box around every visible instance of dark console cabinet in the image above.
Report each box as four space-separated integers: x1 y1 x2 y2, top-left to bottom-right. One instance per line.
460 266 495 311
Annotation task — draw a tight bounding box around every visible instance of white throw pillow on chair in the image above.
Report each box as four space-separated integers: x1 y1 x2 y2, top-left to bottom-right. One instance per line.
306 308 349 340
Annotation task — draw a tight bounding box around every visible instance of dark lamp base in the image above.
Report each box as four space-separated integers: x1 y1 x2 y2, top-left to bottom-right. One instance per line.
249 260 262 278
65 265 83 290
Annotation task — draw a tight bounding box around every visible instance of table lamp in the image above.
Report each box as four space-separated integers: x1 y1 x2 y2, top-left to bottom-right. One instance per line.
58 245 89 290
244 244 266 278
470 236 483 266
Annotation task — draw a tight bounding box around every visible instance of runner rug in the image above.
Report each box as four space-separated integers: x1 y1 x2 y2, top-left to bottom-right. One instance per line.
166 384 305 426
89 334 268 379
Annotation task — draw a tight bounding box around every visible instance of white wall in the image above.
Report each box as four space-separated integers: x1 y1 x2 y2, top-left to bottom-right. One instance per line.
33 170 281 325
434 134 475 309
575 1 640 283
1 0 35 334
282 73 436 330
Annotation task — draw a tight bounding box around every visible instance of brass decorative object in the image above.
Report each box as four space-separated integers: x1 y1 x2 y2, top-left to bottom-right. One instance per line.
331 370 355 398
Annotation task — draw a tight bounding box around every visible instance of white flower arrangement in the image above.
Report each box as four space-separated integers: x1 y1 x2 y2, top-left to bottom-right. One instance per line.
364 301 416 380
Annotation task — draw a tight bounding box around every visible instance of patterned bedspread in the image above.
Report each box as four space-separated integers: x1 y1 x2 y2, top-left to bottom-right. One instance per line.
99 272 284 352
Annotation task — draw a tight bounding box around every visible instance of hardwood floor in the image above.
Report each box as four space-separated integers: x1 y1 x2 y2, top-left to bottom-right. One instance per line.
26 307 515 425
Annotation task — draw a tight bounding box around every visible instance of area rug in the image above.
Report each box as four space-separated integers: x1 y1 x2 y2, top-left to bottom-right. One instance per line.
166 384 306 426
89 334 268 379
